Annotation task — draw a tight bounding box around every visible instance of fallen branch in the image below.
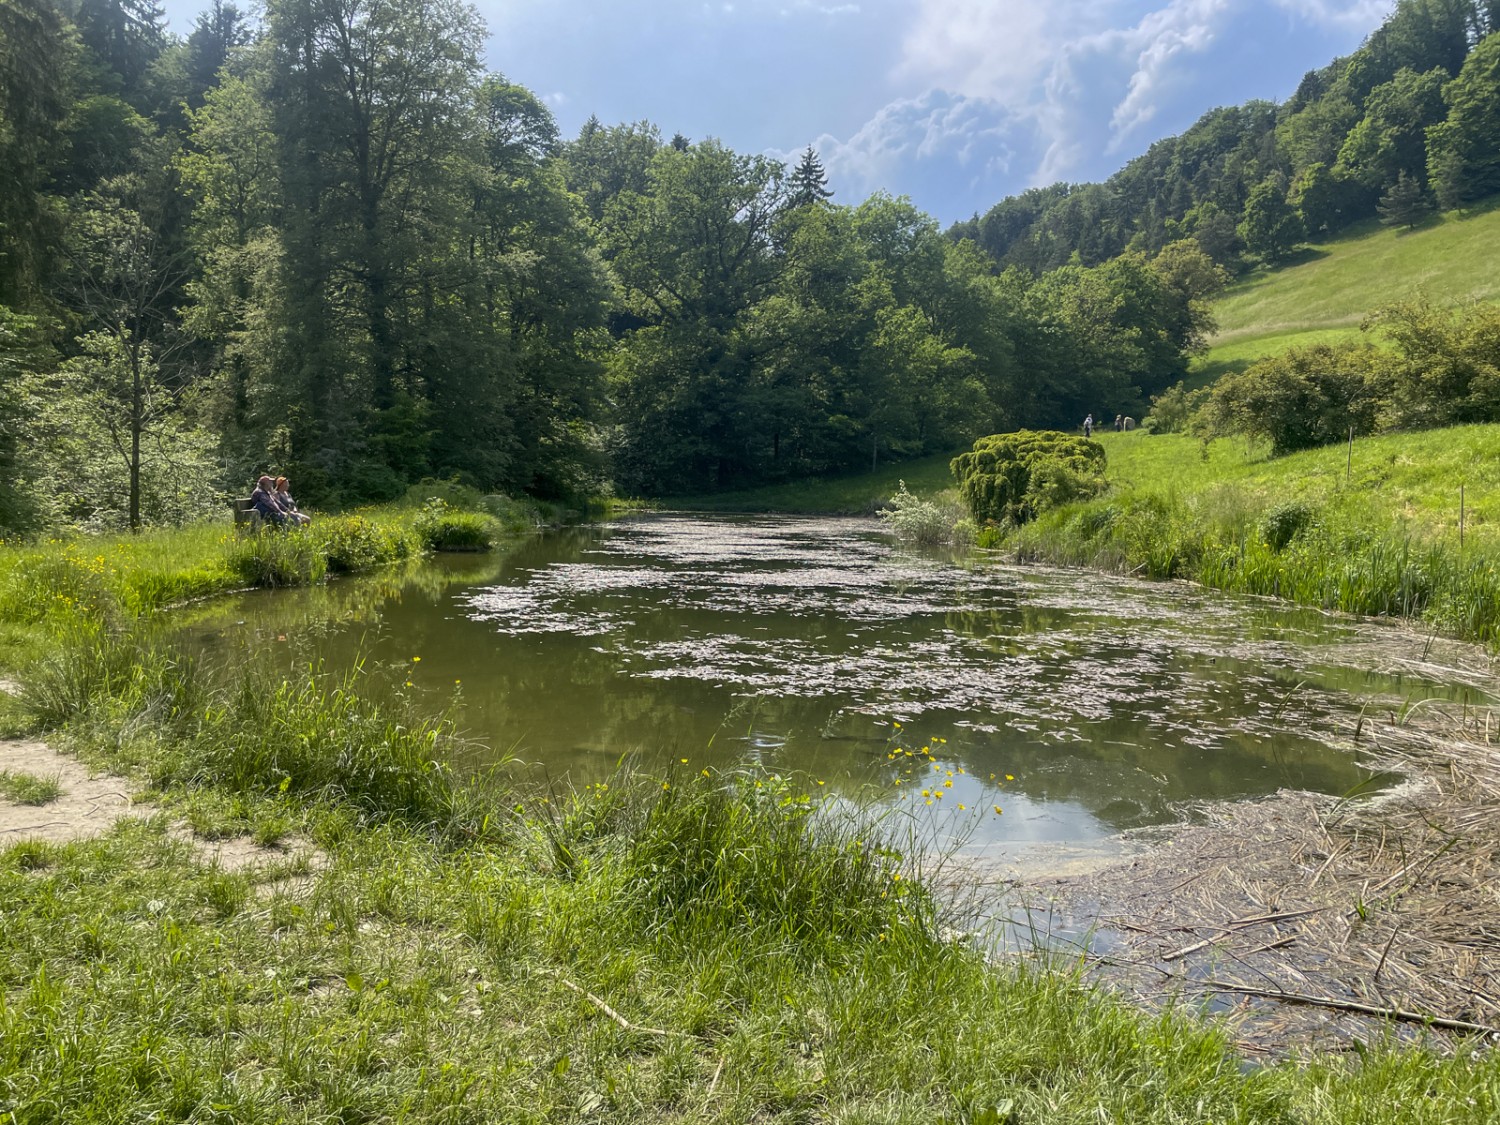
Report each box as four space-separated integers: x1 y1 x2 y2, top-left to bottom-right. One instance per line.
1161 909 1322 962
1194 979 1499 1036
550 974 692 1039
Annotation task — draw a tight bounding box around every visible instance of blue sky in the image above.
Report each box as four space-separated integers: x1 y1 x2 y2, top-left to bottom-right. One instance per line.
160 1 1396 224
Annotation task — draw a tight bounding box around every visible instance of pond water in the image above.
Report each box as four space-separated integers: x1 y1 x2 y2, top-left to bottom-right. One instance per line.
182 514 1492 870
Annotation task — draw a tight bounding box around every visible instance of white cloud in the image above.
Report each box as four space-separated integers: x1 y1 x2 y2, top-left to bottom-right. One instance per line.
781 89 1021 200
889 0 1389 184
1271 0 1393 29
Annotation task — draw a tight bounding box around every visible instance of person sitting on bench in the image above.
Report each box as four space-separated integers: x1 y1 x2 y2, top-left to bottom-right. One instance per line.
275 476 311 526
250 475 289 527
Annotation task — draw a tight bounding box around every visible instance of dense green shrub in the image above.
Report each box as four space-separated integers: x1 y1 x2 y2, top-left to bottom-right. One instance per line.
951 431 1106 526
1258 500 1317 551
414 499 503 551
1145 381 1210 434
1200 343 1382 455
314 514 417 573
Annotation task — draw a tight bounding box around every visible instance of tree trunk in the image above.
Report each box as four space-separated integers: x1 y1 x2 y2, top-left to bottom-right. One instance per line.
129 342 142 531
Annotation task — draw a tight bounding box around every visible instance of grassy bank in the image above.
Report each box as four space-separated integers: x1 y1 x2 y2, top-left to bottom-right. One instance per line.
5 624 1500 1122
1196 202 1500 379
0 490 529 670
1002 426 1500 646
2 480 1499 1119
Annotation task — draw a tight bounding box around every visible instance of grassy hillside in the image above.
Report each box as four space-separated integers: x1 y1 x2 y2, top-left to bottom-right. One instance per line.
1194 201 1500 384
1011 425 1500 646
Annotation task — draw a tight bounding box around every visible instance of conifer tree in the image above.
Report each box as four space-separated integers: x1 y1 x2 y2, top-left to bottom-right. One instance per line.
788 146 834 208
1378 169 1433 228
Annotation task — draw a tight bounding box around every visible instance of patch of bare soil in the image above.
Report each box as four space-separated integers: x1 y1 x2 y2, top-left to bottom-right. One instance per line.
0 738 323 880
0 738 136 844
1026 712 1500 1057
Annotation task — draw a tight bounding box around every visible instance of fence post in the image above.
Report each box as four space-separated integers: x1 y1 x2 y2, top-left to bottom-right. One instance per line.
1346 427 1353 480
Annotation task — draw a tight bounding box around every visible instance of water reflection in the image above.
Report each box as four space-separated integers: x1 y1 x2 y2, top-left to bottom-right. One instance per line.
182 515 1493 860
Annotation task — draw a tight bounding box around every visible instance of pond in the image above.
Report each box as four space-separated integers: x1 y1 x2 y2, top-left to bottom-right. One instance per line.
182 514 1492 872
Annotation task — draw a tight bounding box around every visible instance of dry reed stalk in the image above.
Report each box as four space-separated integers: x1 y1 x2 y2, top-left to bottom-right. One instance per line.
1036 701 1500 1055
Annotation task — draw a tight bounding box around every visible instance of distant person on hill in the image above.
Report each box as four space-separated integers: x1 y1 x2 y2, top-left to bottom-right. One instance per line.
250 475 288 527
1114 414 1123 431
1083 413 1094 438
275 476 311 526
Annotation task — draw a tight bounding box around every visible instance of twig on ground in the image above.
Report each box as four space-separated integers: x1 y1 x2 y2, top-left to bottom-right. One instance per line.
549 974 692 1039
1193 979 1499 1036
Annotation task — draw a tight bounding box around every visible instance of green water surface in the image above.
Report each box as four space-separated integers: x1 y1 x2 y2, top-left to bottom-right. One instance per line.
181 515 1491 859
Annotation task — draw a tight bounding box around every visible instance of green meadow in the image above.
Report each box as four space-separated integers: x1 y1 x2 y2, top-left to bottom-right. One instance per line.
1196 203 1500 381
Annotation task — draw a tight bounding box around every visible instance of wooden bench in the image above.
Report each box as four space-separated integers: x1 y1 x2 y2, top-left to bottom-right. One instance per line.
229 497 261 529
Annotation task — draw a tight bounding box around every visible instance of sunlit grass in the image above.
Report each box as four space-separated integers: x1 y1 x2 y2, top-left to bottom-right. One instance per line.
1195 204 1500 380
1007 426 1500 645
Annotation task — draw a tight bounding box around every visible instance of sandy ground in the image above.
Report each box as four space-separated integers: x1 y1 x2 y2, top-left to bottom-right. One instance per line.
0 739 137 844
0 738 321 876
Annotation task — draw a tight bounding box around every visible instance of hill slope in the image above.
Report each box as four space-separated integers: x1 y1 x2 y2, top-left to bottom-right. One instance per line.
1194 202 1500 384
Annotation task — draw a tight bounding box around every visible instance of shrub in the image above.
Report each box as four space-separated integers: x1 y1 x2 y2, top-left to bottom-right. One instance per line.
879 482 965 547
314 514 416 574
1258 501 1317 552
951 431 1106 526
1199 343 1381 455
1025 456 1109 513
1146 381 1209 434
414 499 503 552
225 528 327 588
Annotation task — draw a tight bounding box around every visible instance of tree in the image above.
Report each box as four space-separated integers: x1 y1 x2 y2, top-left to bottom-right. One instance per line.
1291 162 1366 236
185 0 251 108
787 146 833 208
602 140 787 491
264 0 486 494
60 194 201 529
0 0 76 303
1200 343 1382 455
1377 169 1434 227
1238 176 1304 263
1335 66 1449 192
563 117 661 227
1426 30 1500 207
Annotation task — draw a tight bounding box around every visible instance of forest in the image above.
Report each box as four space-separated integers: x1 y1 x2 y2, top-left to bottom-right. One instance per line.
1 0 1498 531
950 0 1500 273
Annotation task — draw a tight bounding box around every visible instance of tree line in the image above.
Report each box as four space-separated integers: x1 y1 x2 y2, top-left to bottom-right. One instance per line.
951 0 1500 272
8 0 1410 531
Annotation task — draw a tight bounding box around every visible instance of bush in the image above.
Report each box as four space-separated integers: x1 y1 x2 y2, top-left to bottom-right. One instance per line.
1025 456 1109 512
1258 501 1317 552
1199 343 1381 455
314 514 416 574
413 499 503 552
1146 381 1209 434
225 528 327 588
879 482 965 547
951 431 1106 526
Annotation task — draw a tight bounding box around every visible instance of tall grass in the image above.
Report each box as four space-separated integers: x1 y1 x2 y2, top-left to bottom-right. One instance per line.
20 625 491 836
994 427 1500 647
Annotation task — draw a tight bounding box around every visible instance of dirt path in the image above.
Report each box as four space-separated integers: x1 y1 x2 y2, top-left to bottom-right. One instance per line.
0 738 139 844
0 737 322 877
